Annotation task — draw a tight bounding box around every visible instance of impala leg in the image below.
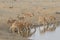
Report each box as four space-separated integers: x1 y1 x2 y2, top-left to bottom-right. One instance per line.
52 23 56 31
9 27 12 33
9 26 15 33
26 27 29 37
17 28 20 34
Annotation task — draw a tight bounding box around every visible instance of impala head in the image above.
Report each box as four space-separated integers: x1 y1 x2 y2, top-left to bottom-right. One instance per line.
16 14 25 20
22 11 34 17
7 19 16 25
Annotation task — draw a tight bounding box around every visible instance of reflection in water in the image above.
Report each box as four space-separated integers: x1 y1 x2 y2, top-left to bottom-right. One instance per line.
47 24 56 31
8 21 59 40
19 27 36 37
39 26 47 34
28 27 40 40
39 24 57 33
28 25 60 40
16 23 58 37
28 23 59 40
19 24 57 39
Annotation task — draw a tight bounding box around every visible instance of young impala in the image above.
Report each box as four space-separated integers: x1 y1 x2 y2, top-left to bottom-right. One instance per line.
38 16 48 32
45 15 57 31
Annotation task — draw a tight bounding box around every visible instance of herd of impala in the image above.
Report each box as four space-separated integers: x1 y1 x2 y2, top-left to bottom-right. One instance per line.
7 11 57 37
